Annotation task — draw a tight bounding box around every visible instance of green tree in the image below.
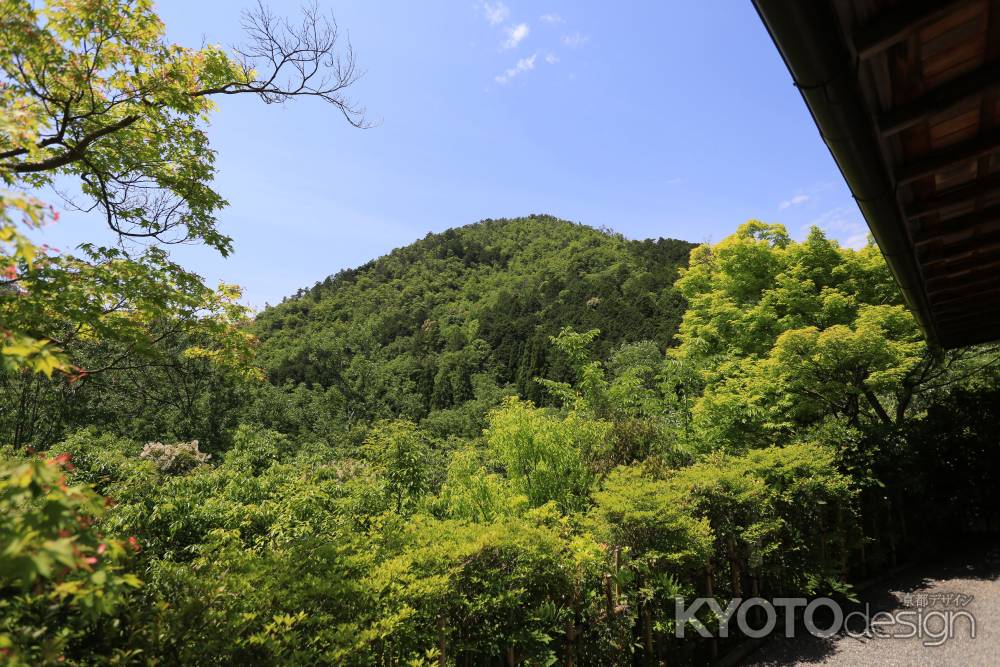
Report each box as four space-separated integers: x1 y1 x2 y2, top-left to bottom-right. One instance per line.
484 396 611 513
363 420 432 514
0 0 365 381
0 453 142 665
673 222 999 451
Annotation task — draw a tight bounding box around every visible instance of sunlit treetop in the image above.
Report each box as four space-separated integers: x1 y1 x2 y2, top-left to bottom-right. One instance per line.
0 0 366 378
0 0 366 252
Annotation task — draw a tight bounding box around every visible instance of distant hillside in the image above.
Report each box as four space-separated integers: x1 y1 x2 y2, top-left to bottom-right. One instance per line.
254 215 695 419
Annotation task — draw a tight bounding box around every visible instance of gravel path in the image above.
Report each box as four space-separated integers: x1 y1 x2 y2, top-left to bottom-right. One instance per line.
742 540 1000 666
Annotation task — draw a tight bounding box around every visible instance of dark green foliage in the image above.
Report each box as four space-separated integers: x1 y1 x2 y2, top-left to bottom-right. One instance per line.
4 218 1000 666
255 215 694 410
901 387 1000 537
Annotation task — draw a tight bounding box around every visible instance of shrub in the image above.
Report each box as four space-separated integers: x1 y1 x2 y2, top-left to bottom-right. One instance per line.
139 440 211 475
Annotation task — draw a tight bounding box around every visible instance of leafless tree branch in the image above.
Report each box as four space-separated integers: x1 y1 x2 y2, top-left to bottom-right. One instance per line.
201 2 371 128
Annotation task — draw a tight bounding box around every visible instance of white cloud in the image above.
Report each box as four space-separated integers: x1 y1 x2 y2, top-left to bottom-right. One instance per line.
495 53 537 84
502 23 530 49
844 232 870 249
482 1 509 25
545 52 559 64
807 207 870 249
666 177 685 185
561 32 589 48
778 193 810 210
540 13 564 24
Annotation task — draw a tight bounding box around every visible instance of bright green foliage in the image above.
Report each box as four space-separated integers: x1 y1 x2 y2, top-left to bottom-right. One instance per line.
1 0 238 251
675 222 996 452
438 445 528 522
589 444 853 647
0 0 363 387
0 3 363 658
484 397 611 513
367 513 594 666
545 330 695 470
674 222 895 362
3 2 999 663
139 527 372 665
672 444 854 592
765 305 924 426
593 466 712 571
540 329 685 465
362 420 432 514
0 453 141 665
0 191 68 377
0 0 265 380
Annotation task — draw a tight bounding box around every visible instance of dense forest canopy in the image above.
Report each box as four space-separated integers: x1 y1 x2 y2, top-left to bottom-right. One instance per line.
2 2 1000 666
4 214 1000 665
255 215 693 412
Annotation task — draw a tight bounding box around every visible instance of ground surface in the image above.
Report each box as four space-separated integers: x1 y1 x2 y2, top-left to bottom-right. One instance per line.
742 539 1000 666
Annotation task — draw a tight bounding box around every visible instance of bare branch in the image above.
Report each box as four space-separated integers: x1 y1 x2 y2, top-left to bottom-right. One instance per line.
0 1 369 254
204 2 371 128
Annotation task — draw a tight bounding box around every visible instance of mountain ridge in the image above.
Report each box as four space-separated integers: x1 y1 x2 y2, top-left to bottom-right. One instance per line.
253 215 695 418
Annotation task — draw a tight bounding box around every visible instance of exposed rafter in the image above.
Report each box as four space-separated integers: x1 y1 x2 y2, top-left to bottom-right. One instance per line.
878 62 1000 138
853 0 977 60
905 175 1000 220
895 131 1000 187
756 0 1000 348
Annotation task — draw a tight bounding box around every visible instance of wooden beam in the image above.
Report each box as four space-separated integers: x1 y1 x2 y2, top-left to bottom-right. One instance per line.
938 315 1000 332
937 325 1000 347
895 131 1000 187
905 173 1000 219
937 320 1000 344
938 307 1000 329
929 278 1000 305
926 254 1000 281
853 0 977 61
925 252 1000 278
925 257 1000 291
939 303 1000 331
922 239 1000 270
913 203 1000 246
936 305 1000 328
927 276 1000 308
878 61 1000 137
934 312 1000 346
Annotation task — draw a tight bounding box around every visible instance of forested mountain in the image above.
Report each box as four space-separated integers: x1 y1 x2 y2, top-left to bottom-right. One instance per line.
254 215 694 409
4 3 1000 665
4 177 1000 667
5 216 1000 666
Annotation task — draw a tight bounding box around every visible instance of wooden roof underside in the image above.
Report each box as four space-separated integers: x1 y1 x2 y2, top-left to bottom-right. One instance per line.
757 0 1000 348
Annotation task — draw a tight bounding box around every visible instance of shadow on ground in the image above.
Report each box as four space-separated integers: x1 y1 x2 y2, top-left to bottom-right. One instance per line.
741 536 1000 666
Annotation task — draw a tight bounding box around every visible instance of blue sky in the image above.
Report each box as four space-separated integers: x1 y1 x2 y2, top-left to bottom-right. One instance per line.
40 1 871 309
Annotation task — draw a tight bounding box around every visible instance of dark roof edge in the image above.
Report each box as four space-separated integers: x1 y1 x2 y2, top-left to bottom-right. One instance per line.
752 0 940 346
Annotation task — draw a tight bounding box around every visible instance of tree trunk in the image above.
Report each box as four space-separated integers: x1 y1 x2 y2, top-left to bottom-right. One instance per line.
604 574 615 619
438 615 446 667
565 618 576 667
750 573 761 626
642 603 654 666
862 388 892 426
886 495 897 567
727 536 742 597
613 546 622 603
